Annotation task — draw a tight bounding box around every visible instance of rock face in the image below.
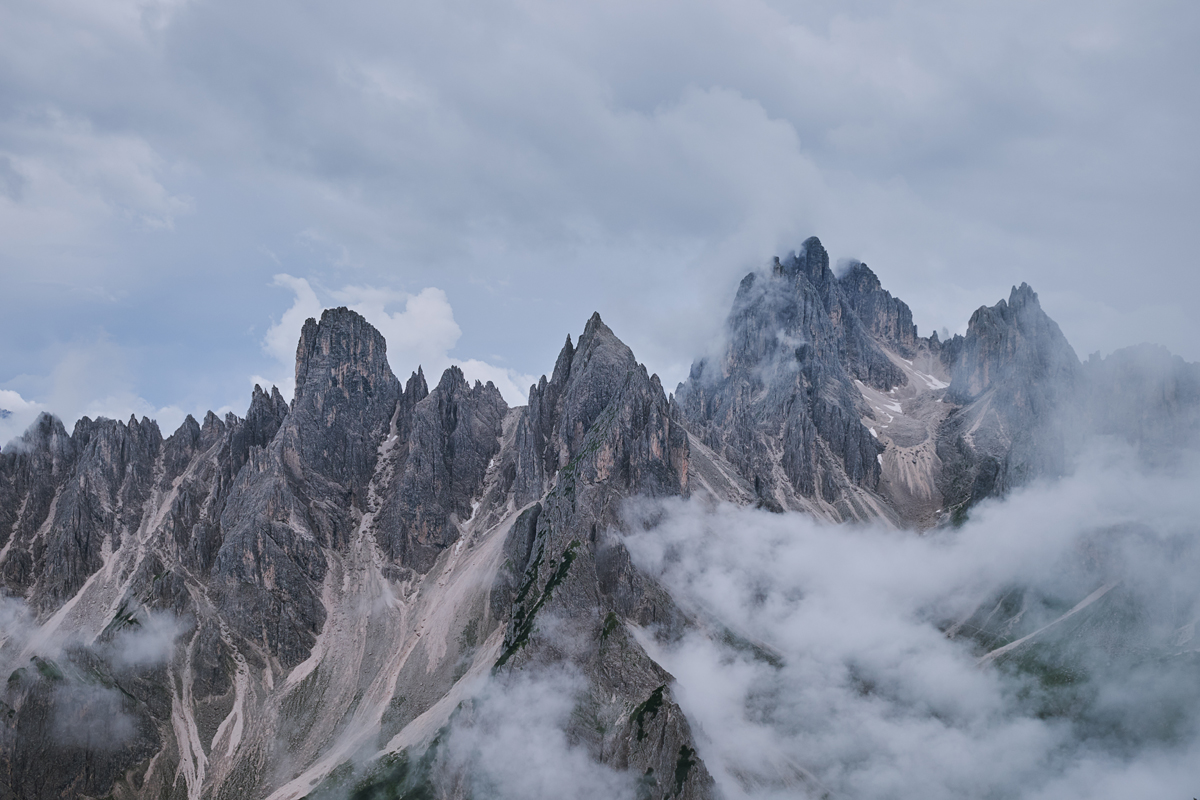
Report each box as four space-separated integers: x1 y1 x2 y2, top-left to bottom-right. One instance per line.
675 237 909 520
838 259 919 354
291 308 402 508
485 314 707 798
513 314 651 505
674 238 1197 527
373 365 508 573
935 284 1082 518
0 307 709 800
1 241 1197 800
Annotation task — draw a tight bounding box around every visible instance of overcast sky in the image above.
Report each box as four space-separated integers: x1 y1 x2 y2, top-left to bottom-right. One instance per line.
1 0 1197 440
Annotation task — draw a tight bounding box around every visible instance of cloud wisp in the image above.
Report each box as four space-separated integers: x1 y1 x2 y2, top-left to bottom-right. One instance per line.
0 595 185 758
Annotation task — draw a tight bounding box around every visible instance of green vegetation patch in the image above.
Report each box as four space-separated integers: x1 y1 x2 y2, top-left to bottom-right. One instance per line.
674 744 697 795
32 656 64 682
458 618 479 650
304 745 439 800
494 540 580 669
630 685 666 742
718 627 784 669
111 599 141 629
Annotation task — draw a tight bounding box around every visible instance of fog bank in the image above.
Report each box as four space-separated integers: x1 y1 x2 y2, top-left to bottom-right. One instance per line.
624 441 1200 799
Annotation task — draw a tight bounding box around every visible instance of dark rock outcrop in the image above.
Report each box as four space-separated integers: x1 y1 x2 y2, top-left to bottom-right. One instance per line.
208 308 404 669
290 307 402 509
513 313 643 506
0 414 76 595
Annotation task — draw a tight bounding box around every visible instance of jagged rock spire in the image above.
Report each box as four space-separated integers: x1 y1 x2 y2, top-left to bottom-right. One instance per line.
289 306 402 499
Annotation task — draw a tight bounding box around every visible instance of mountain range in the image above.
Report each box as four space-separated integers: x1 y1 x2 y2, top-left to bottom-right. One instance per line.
1 236 1198 800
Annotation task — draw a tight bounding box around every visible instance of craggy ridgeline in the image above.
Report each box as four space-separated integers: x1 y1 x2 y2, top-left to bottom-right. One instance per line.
2 236 1198 799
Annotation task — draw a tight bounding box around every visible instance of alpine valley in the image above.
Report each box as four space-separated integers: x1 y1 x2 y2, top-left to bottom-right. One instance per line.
2 237 1198 800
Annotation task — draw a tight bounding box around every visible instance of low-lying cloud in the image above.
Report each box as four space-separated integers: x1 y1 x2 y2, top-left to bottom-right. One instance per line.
442 666 637 800
1 596 184 755
622 441 1200 799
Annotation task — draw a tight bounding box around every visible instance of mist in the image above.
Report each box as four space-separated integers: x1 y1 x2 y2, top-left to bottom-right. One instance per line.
622 440 1200 799
441 666 638 800
0 596 183 760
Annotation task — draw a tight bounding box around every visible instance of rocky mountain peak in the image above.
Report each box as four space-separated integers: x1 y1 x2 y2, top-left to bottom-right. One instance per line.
374 363 507 572
934 283 1083 515
838 260 919 353
513 313 643 504
573 312 629 371
1008 281 1038 308
775 235 832 285
4 237 1200 800
435 363 468 394
944 283 1079 405
17 411 70 453
677 238 906 518
173 412 202 442
548 334 575 391
294 306 396 409
405 366 430 403
839 259 881 289
246 383 288 434
286 306 402 500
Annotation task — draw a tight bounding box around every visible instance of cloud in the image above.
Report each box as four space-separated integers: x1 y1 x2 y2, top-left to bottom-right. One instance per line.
0 595 37 659
108 612 184 668
1 336 207 446
0 110 190 271
50 683 138 750
43 337 191 433
443 666 637 800
263 274 322 367
0 595 167 756
0 388 46 449
622 444 1200 799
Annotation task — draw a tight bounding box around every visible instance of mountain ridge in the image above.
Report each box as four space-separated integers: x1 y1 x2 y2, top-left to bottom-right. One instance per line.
2 237 1197 800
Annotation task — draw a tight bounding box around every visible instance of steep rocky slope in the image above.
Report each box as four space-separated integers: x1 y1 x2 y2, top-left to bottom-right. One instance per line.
0 308 715 800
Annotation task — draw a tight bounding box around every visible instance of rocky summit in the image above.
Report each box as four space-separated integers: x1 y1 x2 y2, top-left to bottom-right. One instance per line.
1 239 1197 800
